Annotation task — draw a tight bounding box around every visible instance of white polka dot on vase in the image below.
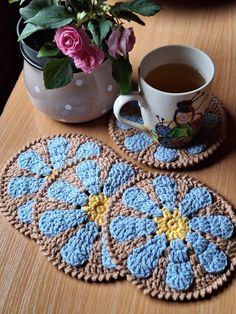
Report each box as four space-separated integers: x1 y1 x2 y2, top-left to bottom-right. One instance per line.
107 84 113 92
75 79 83 86
34 86 40 93
65 104 72 110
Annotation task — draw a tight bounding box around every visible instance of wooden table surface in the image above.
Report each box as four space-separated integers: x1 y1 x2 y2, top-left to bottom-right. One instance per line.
1 1 236 313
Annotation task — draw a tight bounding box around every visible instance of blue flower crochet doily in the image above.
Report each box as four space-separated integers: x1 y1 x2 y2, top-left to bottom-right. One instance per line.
0 134 116 238
104 173 236 300
32 155 138 281
109 96 227 169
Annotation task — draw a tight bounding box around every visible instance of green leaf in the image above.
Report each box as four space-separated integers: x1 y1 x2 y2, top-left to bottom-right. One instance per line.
20 0 54 20
37 43 60 57
112 58 132 95
87 21 99 45
27 5 74 29
113 0 161 16
43 57 73 89
18 23 45 41
98 19 113 44
115 10 145 25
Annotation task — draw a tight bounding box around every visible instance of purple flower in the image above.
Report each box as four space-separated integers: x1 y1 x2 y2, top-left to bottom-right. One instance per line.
107 26 136 59
73 44 105 74
55 26 90 57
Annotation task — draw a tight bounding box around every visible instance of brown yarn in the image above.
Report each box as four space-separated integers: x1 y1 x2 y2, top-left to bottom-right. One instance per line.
108 95 227 169
103 171 236 301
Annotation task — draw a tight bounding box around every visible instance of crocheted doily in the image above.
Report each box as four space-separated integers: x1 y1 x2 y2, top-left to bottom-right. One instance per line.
32 155 141 281
104 172 236 300
0 133 117 238
109 96 227 169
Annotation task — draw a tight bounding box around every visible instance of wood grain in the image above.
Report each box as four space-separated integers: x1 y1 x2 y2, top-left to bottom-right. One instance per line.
1 1 236 313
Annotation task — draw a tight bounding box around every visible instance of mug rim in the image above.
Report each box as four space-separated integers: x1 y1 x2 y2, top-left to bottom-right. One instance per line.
138 44 215 96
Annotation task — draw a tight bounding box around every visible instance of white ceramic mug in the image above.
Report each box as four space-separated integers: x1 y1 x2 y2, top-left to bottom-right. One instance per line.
113 45 214 148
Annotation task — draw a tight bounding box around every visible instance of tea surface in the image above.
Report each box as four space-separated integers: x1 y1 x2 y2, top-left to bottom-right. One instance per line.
145 63 205 93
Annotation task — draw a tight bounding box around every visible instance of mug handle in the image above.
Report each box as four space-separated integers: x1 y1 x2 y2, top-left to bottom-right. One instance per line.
113 91 147 131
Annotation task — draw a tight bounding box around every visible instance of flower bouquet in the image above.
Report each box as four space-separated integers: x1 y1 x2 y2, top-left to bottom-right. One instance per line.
9 0 161 94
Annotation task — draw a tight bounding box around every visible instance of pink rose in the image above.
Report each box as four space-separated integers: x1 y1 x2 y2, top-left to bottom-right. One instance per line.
55 26 89 57
73 44 105 73
107 26 136 59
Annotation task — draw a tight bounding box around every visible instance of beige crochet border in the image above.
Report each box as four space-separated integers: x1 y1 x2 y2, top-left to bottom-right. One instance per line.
103 171 236 301
108 95 227 169
0 133 119 239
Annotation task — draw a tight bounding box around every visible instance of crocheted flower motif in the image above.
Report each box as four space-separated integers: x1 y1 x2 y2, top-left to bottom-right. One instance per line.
115 111 218 163
37 159 135 271
108 175 235 293
7 136 102 224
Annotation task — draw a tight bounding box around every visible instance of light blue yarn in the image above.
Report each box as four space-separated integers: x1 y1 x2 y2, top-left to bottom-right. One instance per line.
189 215 234 239
110 216 157 242
60 221 98 266
103 162 135 197
166 240 193 290
17 200 35 223
179 187 212 217
116 114 143 130
101 234 117 269
17 151 52 176
47 137 70 169
186 143 207 155
127 234 167 278
124 132 153 152
74 142 101 160
122 187 162 217
39 209 88 236
153 176 177 212
76 160 101 195
154 146 178 162
48 180 88 206
8 176 45 198
186 232 228 273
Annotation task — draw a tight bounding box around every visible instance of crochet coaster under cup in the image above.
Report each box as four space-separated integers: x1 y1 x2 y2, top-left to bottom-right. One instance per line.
0 133 118 238
104 172 236 300
109 96 227 169
32 155 140 281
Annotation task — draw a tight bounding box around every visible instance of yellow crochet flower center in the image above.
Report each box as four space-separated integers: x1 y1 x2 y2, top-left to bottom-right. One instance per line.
45 169 58 180
82 193 109 226
153 208 189 241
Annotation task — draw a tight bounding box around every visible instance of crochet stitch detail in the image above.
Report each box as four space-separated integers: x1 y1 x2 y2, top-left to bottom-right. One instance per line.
8 176 45 198
47 137 70 169
17 151 52 176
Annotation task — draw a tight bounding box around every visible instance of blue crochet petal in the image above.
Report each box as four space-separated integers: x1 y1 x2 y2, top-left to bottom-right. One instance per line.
74 142 101 160
60 221 98 266
127 234 167 278
186 232 228 273
8 176 45 198
101 233 116 270
48 180 88 206
76 160 101 195
116 114 143 130
109 216 157 242
154 146 178 162
179 187 212 217
17 200 35 223
47 136 70 169
122 187 162 217
39 209 88 236
153 176 177 212
103 162 135 197
124 133 153 152
17 151 51 176
186 143 207 155
166 240 193 291
189 215 234 240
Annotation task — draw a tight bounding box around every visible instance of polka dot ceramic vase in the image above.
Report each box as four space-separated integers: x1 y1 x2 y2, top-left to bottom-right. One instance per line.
23 59 119 123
